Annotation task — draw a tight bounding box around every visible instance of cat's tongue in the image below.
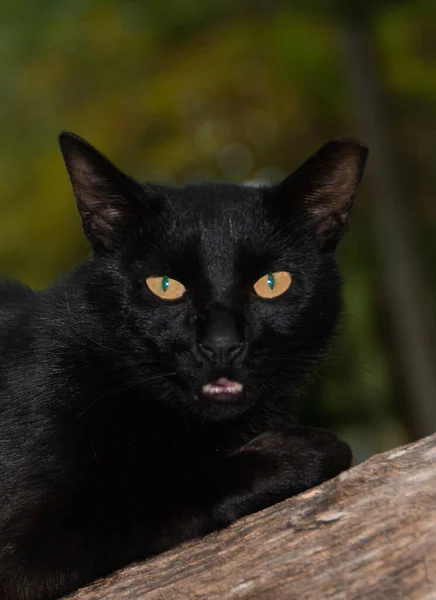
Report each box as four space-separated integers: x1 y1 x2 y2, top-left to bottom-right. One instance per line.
202 377 243 399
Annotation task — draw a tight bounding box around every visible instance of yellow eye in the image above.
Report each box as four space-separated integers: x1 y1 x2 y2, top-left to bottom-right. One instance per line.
253 271 292 299
146 276 186 300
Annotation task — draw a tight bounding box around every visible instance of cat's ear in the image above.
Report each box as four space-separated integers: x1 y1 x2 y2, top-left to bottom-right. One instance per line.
59 131 146 251
278 139 368 249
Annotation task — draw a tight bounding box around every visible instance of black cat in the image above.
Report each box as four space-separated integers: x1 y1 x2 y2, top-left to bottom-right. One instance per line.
0 133 367 600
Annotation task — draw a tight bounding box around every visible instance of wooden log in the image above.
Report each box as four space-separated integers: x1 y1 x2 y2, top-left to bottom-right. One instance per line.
67 433 436 599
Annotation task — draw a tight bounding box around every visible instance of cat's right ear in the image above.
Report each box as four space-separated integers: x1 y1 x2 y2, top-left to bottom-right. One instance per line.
59 132 147 252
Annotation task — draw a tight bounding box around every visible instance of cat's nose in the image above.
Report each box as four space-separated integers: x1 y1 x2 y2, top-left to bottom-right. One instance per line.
197 305 245 364
198 338 244 364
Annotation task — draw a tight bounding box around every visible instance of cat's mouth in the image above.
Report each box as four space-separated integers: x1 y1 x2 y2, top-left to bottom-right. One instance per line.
201 377 244 401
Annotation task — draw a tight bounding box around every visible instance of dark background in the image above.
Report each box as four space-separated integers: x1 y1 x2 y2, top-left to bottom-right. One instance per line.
1 1 435 462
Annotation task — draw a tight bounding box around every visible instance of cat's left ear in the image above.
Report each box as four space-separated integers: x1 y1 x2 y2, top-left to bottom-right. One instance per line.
277 139 368 250
59 131 147 252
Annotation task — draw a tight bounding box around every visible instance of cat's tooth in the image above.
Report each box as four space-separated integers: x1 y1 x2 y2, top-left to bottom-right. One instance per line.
202 381 243 396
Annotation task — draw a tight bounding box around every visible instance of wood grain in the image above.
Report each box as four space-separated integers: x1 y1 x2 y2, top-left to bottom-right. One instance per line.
66 433 436 600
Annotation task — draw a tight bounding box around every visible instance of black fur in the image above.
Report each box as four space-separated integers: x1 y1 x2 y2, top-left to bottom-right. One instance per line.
0 133 368 599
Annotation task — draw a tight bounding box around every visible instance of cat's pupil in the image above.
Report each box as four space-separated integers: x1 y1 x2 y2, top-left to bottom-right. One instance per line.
267 273 275 290
162 276 170 292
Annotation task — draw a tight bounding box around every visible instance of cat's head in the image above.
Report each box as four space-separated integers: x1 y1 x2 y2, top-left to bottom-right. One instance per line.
59 133 367 422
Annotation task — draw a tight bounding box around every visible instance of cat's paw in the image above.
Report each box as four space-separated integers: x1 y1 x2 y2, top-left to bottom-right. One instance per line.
243 427 352 487
290 428 352 478
212 428 351 524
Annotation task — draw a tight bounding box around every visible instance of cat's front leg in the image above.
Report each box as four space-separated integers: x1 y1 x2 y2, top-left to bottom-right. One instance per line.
160 427 351 537
210 427 351 524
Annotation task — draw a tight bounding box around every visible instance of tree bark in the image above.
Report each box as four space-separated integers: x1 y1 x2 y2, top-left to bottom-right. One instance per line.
66 433 436 599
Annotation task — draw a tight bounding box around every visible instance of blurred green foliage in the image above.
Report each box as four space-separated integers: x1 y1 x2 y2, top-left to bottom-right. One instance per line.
1 0 435 461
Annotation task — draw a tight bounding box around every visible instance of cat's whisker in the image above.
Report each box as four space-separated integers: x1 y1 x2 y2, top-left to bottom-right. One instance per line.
261 356 323 364
68 372 177 431
137 359 178 366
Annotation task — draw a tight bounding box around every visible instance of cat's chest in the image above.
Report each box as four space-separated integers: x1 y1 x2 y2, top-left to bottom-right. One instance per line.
86 411 239 476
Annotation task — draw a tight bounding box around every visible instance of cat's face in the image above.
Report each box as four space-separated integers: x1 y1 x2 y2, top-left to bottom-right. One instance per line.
60 133 367 421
